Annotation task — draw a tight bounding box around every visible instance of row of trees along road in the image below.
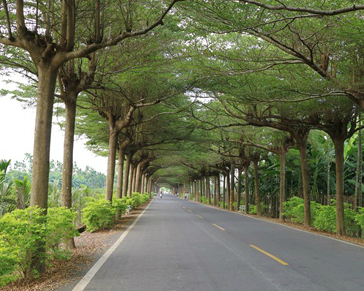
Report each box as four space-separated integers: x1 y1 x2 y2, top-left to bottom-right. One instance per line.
2 0 364 276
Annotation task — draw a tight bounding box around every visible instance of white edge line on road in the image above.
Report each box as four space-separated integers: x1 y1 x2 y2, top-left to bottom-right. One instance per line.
72 199 153 291
188 200 364 250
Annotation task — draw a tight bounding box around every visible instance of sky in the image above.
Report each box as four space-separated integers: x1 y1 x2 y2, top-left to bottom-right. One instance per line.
0 84 108 174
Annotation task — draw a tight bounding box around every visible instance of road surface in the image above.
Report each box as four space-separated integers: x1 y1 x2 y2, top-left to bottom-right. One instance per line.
64 194 364 291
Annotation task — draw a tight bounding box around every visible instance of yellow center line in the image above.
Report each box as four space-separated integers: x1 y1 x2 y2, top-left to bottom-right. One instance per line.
188 209 192 213
250 245 289 266
182 206 186 209
213 223 225 231
197 215 203 219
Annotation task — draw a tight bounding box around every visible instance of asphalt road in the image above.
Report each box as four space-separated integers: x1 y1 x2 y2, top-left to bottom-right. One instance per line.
68 194 364 291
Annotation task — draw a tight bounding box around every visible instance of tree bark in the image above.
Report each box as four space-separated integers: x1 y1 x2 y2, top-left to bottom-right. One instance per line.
116 147 125 199
123 152 132 197
206 176 211 204
61 98 76 209
30 65 58 210
61 97 77 250
278 152 286 221
244 163 250 214
333 137 346 236
237 167 242 212
253 160 261 216
105 130 118 201
296 139 311 227
230 165 235 211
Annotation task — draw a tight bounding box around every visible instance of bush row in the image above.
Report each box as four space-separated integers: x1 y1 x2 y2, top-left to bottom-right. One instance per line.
0 207 78 286
0 192 150 286
283 197 364 237
82 192 149 233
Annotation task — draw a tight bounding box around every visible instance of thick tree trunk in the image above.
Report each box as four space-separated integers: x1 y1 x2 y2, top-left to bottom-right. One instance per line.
244 163 250 214
29 64 59 276
237 167 242 212
214 176 218 206
333 137 346 236
226 171 230 209
327 136 331 205
123 152 132 197
278 153 286 221
355 120 362 209
128 163 134 196
61 99 76 209
222 174 225 208
230 166 234 211
116 148 125 199
296 140 311 227
30 66 58 210
206 176 211 204
253 160 261 216
105 131 118 201
61 98 77 250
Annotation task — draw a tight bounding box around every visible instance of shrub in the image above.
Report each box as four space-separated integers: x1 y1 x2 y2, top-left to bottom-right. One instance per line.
249 205 257 215
112 198 127 215
82 198 115 232
283 197 305 224
201 196 208 204
0 207 78 285
283 197 319 224
313 204 336 233
355 207 364 237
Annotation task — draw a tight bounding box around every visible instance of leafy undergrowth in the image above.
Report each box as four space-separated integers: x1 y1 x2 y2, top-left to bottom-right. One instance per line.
247 214 364 247
1 208 143 291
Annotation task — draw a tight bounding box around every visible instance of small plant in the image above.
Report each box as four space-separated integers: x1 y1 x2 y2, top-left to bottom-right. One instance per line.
0 206 78 285
82 197 115 232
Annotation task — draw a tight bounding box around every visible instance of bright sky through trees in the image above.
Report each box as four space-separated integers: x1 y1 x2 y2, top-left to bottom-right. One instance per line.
0 94 107 173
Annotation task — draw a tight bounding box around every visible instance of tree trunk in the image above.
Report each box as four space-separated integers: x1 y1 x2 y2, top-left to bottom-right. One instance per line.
214 176 219 206
116 147 125 199
222 174 226 208
206 176 211 204
278 152 286 221
105 131 118 201
61 98 76 209
61 98 77 249
244 163 250 214
237 167 242 212
30 66 58 210
333 137 346 236
230 165 235 211
29 64 59 276
355 119 362 209
296 139 311 227
227 171 230 209
253 160 261 216
123 152 131 197
327 135 331 205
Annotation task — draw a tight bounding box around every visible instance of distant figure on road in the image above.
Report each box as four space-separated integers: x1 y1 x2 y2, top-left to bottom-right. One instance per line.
160 191 163 198
184 192 189 200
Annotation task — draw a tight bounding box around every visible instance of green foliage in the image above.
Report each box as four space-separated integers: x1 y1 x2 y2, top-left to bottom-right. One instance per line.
82 197 115 232
313 204 337 233
201 196 208 204
355 208 364 236
313 201 359 235
112 198 127 215
0 207 78 285
283 196 320 224
283 197 305 224
249 205 257 215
